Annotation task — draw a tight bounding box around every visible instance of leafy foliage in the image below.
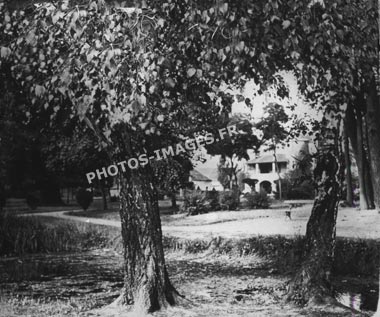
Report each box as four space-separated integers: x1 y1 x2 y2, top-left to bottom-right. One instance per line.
207 114 260 160
255 103 289 150
1 0 378 308
286 183 315 200
1 0 377 177
208 114 259 189
152 157 192 199
0 1 234 165
75 187 93 211
205 188 220 211
25 192 39 210
181 190 208 216
255 103 289 200
217 158 231 190
245 190 270 209
219 189 239 211
282 143 315 200
242 178 258 191
0 0 378 141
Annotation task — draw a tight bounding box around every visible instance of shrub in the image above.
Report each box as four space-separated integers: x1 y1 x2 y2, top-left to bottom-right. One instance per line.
110 195 118 202
219 190 239 211
286 182 315 200
75 188 93 211
156 189 166 200
182 190 208 215
245 190 270 209
25 192 40 210
205 189 220 211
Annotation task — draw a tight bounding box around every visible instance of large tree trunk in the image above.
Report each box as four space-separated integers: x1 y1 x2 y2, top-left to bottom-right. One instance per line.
343 126 354 206
346 105 373 209
363 116 376 209
375 267 380 317
366 79 380 317
370 3 379 315
366 79 380 211
364 156 375 209
287 150 342 305
356 113 371 209
118 166 178 312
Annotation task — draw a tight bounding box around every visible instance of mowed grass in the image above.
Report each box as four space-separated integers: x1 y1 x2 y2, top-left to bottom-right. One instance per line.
4 197 118 215
0 213 121 256
0 213 378 317
66 202 380 241
66 199 185 223
0 250 372 317
65 199 301 225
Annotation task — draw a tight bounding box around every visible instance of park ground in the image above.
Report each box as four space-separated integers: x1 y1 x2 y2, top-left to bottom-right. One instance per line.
29 198 380 240
0 199 379 316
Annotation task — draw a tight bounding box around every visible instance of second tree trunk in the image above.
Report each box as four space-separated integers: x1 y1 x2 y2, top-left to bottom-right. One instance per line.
287 150 342 305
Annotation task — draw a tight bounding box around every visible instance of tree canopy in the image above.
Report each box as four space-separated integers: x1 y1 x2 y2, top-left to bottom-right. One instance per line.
1 0 379 311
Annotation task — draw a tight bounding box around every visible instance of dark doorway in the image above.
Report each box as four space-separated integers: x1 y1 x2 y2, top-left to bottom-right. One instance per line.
260 181 272 194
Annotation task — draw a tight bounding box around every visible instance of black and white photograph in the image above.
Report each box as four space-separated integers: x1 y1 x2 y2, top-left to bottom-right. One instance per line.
0 0 380 316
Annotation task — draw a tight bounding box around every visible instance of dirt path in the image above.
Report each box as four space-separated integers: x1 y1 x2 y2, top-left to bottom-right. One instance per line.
28 206 380 240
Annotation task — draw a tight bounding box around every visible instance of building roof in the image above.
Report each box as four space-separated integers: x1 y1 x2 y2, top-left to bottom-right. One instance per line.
247 154 288 164
197 167 218 181
190 169 212 182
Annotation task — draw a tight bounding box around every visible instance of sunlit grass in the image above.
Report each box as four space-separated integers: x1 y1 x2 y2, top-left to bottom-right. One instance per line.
0 213 121 256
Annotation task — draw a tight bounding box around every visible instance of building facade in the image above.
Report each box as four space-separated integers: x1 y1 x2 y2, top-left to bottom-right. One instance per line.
245 153 289 193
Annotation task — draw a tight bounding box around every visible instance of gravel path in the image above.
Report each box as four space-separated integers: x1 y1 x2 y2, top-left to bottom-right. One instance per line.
27 207 380 240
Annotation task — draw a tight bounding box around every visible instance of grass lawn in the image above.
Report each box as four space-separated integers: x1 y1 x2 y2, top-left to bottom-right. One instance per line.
0 212 378 317
2 199 379 316
64 199 184 222
0 248 373 317
65 199 297 225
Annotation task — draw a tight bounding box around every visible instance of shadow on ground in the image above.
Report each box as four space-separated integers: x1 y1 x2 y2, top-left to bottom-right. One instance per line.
0 249 376 316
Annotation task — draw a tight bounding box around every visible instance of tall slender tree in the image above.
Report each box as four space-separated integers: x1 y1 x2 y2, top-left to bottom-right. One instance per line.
206 113 260 190
255 103 289 200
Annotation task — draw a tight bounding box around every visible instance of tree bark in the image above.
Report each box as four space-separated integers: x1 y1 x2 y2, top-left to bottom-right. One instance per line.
364 157 375 209
363 116 376 209
356 113 371 210
376 266 380 317
346 105 373 209
118 166 178 312
366 79 380 211
368 80 379 315
372 3 380 309
287 150 342 305
343 126 354 206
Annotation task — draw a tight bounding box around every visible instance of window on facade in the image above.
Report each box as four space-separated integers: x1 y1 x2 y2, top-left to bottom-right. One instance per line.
259 163 272 174
278 162 287 173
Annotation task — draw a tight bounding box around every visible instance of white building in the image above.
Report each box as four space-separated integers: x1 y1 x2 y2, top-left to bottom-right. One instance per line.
189 170 213 191
245 153 289 193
